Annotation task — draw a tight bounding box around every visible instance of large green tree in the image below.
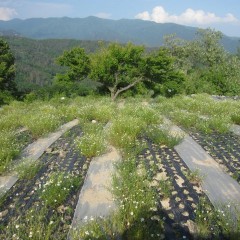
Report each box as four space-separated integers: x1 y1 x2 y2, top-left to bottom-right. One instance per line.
90 43 146 100
55 42 184 100
90 43 184 100
0 39 16 104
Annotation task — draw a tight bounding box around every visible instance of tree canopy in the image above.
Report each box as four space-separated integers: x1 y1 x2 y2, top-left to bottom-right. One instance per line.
0 39 16 104
90 43 146 100
55 42 184 100
55 47 90 83
164 28 240 95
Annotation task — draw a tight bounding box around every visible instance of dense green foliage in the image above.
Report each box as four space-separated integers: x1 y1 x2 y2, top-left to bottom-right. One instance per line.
165 29 240 96
90 43 147 100
0 39 16 105
55 47 90 82
57 43 184 100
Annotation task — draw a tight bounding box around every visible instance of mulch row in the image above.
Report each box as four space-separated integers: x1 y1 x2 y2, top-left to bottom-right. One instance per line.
137 139 216 239
0 125 90 238
190 131 240 183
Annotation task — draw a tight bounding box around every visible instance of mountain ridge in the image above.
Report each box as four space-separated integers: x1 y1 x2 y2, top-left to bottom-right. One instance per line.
0 16 239 52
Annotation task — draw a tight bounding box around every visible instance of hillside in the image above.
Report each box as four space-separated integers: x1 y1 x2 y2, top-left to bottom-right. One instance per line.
0 17 239 53
2 36 101 91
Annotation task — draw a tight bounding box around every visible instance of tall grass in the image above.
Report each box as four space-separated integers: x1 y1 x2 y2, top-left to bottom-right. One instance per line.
0 130 20 173
154 94 239 133
75 122 107 158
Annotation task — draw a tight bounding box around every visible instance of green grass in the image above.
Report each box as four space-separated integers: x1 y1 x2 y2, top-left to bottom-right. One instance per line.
75 122 107 158
13 160 42 180
0 206 61 240
146 125 182 148
154 94 238 133
39 172 82 208
194 197 240 239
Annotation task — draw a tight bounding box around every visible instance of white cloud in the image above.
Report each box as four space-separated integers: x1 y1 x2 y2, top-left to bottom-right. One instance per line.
135 6 239 25
0 7 17 20
95 12 111 19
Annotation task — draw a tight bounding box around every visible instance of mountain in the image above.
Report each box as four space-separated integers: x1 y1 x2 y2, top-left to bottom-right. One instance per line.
0 16 239 52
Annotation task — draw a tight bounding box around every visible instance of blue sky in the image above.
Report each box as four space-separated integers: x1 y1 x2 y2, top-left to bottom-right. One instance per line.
0 0 240 36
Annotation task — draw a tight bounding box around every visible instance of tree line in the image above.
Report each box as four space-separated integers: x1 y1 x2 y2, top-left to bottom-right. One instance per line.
1 28 240 104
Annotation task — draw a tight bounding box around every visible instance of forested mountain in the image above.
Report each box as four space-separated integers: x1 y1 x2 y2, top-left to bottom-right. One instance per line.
2 36 101 91
0 17 239 53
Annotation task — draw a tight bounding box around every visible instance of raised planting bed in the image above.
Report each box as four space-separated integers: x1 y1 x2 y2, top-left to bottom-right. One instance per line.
190 131 240 183
136 138 226 239
0 125 91 239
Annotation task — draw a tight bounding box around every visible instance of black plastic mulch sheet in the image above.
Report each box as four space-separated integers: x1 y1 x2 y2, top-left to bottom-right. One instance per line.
0 125 90 238
190 131 240 183
137 139 207 240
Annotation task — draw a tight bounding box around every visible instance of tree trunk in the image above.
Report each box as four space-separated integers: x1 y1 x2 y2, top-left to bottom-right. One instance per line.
111 90 116 101
110 78 143 101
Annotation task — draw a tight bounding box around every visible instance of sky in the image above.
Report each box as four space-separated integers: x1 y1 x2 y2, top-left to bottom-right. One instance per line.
0 0 240 37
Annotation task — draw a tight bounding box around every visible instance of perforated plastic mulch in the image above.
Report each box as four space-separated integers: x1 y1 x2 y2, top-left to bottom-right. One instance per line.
137 139 212 239
190 131 240 183
0 126 91 238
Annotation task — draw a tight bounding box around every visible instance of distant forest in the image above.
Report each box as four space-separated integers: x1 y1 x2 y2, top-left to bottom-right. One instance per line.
2 36 102 92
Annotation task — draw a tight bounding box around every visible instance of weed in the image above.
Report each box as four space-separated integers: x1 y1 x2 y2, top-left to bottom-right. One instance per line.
0 130 20 174
111 158 163 238
71 215 121 240
13 160 42 180
183 169 203 184
39 172 82 208
22 105 63 138
158 179 173 199
194 197 240 239
77 99 115 124
72 158 164 239
231 113 240 125
0 206 61 239
146 125 182 148
108 115 146 151
75 123 107 158
155 94 239 133
232 170 240 181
